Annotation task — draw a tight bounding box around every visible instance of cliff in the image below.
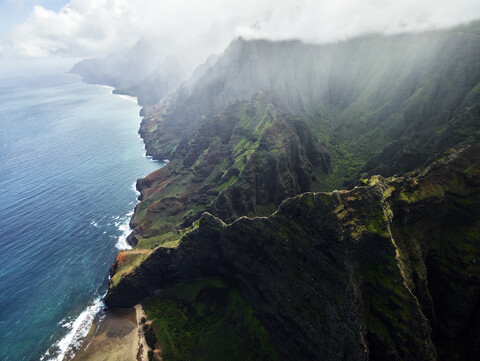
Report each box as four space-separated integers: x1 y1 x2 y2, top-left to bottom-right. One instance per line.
107 94 331 288
103 21 480 361
106 143 480 360
140 22 480 188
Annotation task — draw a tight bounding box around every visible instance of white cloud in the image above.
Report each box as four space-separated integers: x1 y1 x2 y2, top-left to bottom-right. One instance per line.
6 0 142 57
240 0 480 43
2 0 480 59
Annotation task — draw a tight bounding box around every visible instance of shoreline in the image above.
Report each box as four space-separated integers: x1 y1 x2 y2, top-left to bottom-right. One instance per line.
58 76 156 361
69 304 151 361
46 77 155 361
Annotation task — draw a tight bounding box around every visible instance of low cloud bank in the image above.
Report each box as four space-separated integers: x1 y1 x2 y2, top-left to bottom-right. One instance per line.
1 0 479 62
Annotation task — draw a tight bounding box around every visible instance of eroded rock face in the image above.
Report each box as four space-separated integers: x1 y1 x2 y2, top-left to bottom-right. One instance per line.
128 94 330 241
139 23 480 184
102 23 480 361
106 145 480 360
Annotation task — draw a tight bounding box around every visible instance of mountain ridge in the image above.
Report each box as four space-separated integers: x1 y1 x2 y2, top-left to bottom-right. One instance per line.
86 21 480 361
106 143 480 360
136 22 479 189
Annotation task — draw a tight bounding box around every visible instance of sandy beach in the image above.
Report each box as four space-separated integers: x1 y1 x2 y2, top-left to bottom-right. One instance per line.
70 305 151 361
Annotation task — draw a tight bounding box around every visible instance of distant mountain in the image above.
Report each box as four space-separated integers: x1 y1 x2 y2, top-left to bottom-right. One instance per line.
115 51 220 106
69 36 166 88
141 22 480 189
70 21 244 105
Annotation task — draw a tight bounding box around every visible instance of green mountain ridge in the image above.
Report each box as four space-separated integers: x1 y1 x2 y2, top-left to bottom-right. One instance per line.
107 144 480 360
98 22 480 361
108 94 330 289
141 22 479 187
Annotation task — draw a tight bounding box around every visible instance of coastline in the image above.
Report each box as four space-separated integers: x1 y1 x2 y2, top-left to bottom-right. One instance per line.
69 304 151 361
67 85 156 360
66 84 157 361
39 77 159 361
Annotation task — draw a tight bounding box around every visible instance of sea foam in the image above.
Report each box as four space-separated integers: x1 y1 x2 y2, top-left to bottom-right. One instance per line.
116 94 138 103
115 211 134 250
113 181 139 251
40 297 105 361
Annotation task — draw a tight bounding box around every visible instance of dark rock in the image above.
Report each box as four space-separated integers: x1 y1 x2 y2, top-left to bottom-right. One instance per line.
107 145 480 361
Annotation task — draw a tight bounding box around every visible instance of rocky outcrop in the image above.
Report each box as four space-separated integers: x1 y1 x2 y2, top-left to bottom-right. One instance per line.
129 94 330 239
106 144 480 360
106 94 331 289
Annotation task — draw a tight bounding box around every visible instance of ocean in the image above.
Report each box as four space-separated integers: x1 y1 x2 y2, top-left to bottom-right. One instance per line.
0 72 162 361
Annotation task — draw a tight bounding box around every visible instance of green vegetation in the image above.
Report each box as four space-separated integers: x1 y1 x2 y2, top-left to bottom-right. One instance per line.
110 251 150 287
217 175 237 192
148 350 155 361
255 203 277 216
143 324 158 349
105 23 480 361
398 183 445 204
105 143 480 361
360 245 427 359
111 94 331 286
142 278 279 361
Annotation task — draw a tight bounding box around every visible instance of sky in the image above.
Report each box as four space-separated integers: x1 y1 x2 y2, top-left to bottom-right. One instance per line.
0 0 480 62
0 0 67 33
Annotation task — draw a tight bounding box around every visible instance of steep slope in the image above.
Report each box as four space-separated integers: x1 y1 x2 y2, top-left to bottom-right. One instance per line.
141 278 279 361
106 143 480 361
141 22 480 188
108 94 331 285
101 21 480 361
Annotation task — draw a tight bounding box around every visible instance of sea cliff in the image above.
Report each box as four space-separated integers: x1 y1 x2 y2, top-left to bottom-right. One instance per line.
82 22 480 361
106 144 480 360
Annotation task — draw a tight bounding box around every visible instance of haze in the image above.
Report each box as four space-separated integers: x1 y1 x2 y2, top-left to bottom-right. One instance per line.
1 0 479 60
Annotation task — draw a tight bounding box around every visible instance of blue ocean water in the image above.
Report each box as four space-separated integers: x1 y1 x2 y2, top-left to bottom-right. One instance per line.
0 72 161 361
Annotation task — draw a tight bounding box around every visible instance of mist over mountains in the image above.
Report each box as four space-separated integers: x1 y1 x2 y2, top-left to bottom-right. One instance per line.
2 1 480 360
3 0 480 59
72 21 479 188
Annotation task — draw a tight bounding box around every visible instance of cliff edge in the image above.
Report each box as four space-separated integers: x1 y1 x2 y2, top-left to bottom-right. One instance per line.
106 144 480 360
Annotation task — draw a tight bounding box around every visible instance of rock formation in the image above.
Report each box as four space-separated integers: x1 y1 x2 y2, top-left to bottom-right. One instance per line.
98 22 480 361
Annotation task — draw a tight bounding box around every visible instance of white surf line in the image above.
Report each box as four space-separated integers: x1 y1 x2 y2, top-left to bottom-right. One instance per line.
40 297 105 361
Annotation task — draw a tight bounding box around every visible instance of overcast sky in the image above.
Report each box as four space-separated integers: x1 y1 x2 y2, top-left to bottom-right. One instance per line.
1 0 480 60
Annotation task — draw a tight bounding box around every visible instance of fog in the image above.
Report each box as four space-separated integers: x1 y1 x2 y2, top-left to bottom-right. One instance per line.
0 56 80 78
1 0 479 87
1 0 480 60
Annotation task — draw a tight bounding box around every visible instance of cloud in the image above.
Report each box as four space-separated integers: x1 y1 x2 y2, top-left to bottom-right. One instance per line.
2 0 480 59
6 0 142 57
239 0 480 43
